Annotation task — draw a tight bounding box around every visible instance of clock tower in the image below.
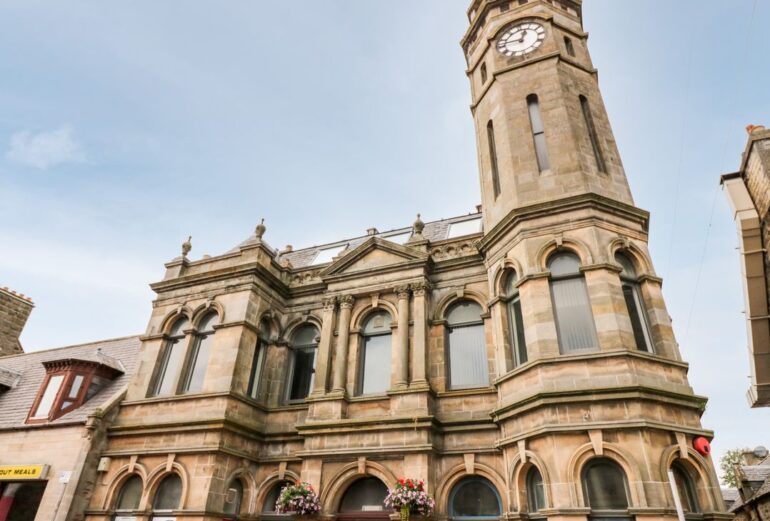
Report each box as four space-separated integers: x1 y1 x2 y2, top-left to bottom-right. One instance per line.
462 0 634 230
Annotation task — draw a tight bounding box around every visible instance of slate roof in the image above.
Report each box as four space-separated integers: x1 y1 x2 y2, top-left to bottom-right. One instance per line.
740 465 770 482
730 464 770 513
232 212 484 269
0 335 140 429
721 488 739 503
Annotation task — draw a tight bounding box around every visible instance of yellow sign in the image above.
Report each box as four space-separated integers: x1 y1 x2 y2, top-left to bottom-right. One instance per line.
0 465 48 480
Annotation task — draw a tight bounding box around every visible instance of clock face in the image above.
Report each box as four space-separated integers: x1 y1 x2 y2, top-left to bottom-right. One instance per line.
497 22 546 57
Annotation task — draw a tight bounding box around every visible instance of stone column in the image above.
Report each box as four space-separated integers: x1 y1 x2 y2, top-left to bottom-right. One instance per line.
312 297 337 396
411 282 430 387
332 295 354 393
394 286 411 389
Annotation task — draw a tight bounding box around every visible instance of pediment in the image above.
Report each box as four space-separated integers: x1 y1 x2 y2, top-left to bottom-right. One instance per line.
320 237 429 277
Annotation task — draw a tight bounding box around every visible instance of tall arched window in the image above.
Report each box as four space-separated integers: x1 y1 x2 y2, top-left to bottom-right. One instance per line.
223 479 244 519
487 120 501 198
504 271 527 368
287 325 319 401
446 301 488 389
181 312 219 394
580 95 606 173
526 467 546 513
339 477 389 513
152 474 183 514
151 317 190 396
358 311 392 396
671 462 700 513
248 319 271 400
615 253 653 352
115 475 143 512
527 94 550 172
262 480 293 513
449 476 502 520
548 253 598 354
480 62 488 84
564 36 576 57
582 459 630 517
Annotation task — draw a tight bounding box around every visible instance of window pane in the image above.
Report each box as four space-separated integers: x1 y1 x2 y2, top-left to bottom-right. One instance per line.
361 333 391 395
169 318 189 337
552 278 598 353
533 133 551 171
505 271 518 297
248 341 266 399
527 96 545 133
447 218 483 238
156 338 185 396
33 375 64 418
86 375 109 400
311 245 347 265
447 301 483 326
289 348 316 400
116 475 143 510
183 334 213 393
451 478 501 517
581 96 606 172
363 311 392 334
448 324 489 388
293 325 319 346
672 464 698 512
527 467 546 511
340 478 388 512
615 253 636 278
198 312 219 332
381 231 412 244
548 253 581 277
510 297 528 366
488 121 501 198
263 481 292 512
622 285 652 352
153 474 182 510
223 480 244 516
583 460 629 510
68 374 84 399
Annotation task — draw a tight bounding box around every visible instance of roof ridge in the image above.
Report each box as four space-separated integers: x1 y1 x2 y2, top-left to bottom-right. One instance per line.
6 334 142 359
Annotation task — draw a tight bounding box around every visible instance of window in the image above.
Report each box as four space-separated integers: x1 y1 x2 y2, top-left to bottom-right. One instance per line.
287 325 319 401
580 95 606 173
61 374 85 410
447 217 483 238
446 301 488 389
311 244 347 265
526 467 546 513
487 121 501 198
527 94 550 172
340 478 388 512
480 63 488 84
671 462 699 513
223 479 244 518
181 312 219 394
153 474 183 512
115 475 143 511
548 253 598 353
582 459 630 515
262 481 292 513
449 477 502 519
564 36 576 57
504 271 527 368
381 231 412 244
31 375 63 419
152 317 190 396
615 253 653 352
358 311 392 395
248 319 270 400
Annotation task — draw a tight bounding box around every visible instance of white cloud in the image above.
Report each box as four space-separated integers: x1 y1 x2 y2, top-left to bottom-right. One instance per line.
6 126 86 169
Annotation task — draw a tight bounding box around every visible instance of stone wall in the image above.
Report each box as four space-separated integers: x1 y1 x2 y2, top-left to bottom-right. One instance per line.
0 287 33 357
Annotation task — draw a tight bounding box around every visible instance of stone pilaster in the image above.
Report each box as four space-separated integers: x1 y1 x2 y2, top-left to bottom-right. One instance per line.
394 286 411 389
311 297 337 396
411 282 431 387
332 295 354 393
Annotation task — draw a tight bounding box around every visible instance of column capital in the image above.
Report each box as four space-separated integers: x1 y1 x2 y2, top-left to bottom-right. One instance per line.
410 281 432 297
338 295 355 309
322 297 337 311
396 285 411 300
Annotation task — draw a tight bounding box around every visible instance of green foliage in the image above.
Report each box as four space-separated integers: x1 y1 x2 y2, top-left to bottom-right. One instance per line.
720 447 749 488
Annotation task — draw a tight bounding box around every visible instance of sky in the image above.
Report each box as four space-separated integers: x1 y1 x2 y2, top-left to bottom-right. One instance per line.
1 0 768 477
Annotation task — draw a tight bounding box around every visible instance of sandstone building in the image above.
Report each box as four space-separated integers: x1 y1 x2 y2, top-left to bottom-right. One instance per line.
82 1 727 520
721 125 770 408
0 287 33 357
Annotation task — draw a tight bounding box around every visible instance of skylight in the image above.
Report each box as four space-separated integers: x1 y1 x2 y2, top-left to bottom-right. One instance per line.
311 245 347 265
447 217 482 239
381 231 412 244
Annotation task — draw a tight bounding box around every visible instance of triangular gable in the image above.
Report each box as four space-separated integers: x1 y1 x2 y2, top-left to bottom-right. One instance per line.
320 237 429 277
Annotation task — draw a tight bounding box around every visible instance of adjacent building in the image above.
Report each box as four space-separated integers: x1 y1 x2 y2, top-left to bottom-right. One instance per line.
0 287 33 357
728 447 770 520
81 1 727 521
721 125 770 408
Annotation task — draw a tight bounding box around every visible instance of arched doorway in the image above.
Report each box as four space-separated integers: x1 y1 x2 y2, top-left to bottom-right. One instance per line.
337 477 390 521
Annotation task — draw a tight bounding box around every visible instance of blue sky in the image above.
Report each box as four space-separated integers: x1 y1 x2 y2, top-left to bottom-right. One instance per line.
1 1 768 474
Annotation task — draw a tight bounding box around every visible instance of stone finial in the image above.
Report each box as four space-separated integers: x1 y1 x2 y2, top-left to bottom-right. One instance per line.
410 213 425 242
181 236 192 258
747 124 766 135
255 218 266 240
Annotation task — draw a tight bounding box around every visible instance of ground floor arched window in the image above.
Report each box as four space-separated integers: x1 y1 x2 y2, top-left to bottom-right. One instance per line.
338 477 389 520
448 476 502 520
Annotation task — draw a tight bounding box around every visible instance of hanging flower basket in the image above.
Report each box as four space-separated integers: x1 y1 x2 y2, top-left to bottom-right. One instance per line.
275 481 321 517
384 478 435 521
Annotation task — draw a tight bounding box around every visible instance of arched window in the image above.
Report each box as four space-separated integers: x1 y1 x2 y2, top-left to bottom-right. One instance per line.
527 94 550 172
449 476 502 519
358 311 392 396
580 95 606 173
504 271 527 368
671 462 699 513
615 253 653 352
248 319 271 400
582 459 630 514
487 120 501 198
115 475 143 512
480 63 488 84
223 479 244 518
446 301 488 389
153 474 183 513
548 253 598 353
287 325 319 401
262 480 293 513
526 467 546 513
340 477 389 512
564 36 576 57
151 317 190 396
181 312 219 393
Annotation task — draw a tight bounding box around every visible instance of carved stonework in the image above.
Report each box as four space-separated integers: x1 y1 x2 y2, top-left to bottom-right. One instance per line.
338 295 354 309
255 218 267 239
323 297 337 310
181 236 192 258
411 281 431 297
430 241 478 260
396 285 411 300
